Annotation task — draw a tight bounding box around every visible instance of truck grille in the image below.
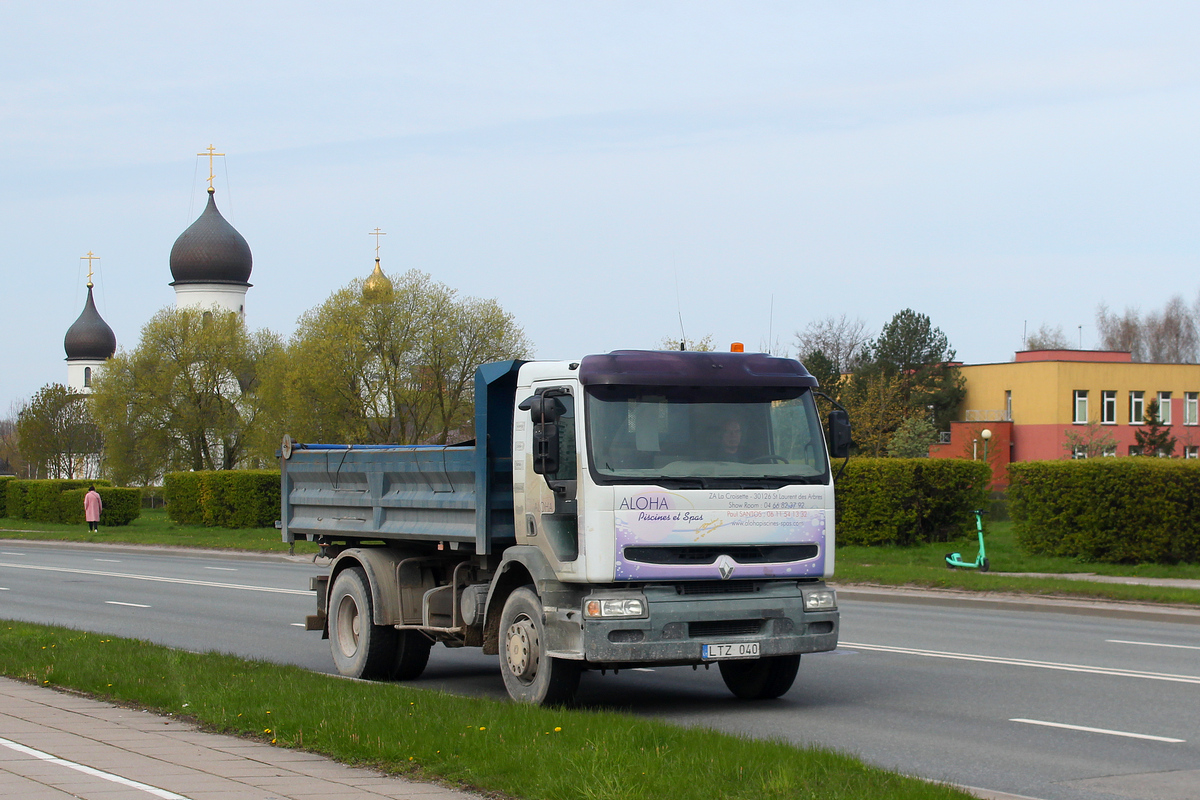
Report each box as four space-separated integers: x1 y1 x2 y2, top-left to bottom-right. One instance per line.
689 619 764 637
676 581 759 595
623 544 818 565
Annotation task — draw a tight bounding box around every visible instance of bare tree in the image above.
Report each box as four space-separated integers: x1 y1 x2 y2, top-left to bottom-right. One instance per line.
794 315 871 374
1144 295 1198 363
1096 296 1198 363
1096 303 1146 361
1023 323 1072 351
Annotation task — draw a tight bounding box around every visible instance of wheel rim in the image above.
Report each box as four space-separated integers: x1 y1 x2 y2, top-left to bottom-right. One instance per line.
335 593 361 658
505 614 539 682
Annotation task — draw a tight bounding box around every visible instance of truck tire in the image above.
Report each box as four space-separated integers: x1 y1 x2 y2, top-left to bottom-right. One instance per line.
718 654 801 700
498 587 581 705
392 631 433 681
330 566 398 680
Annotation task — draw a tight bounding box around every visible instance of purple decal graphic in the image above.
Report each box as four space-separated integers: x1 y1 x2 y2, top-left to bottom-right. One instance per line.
613 491 826 581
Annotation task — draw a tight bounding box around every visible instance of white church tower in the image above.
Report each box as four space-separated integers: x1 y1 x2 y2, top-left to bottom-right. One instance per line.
169 146 252 317
64 253 116 393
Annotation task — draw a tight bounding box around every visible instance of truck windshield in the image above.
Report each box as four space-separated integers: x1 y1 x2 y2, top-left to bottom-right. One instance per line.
584 384 830 487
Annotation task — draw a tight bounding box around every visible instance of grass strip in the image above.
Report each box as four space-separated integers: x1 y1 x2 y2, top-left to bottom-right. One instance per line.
0 509 319 555
0 620 971 800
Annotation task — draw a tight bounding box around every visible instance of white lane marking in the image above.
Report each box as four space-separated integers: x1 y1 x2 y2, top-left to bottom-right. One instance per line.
632 668 655 672
1107 639 1200 651
106 601 152 608
0 562 309 595
94 558 122 563
203 566 238 571
0 735 190 798
0 587 8 591
290 623 306 627
841 641 1200 685
1 552 26 556
1010 718 1185 743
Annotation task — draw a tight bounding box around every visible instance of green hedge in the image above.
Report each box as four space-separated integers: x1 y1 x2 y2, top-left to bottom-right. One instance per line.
164 470 281 529
1009 460 1200 564
0 476 14 517
3 479 116 524
835 458 992 546
59 487 142 526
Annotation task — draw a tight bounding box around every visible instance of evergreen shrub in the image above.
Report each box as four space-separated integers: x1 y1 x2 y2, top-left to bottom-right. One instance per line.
59 487 142 526
1009 459 1200 564
164 470 281 529
836 458 991 546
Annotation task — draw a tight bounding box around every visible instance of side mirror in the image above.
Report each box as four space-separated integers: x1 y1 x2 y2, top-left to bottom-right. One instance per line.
828 409 852 460
520 393 565 475
519 394 564 424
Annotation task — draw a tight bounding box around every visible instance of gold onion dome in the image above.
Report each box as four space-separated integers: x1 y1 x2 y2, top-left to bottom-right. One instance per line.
363 258 393 301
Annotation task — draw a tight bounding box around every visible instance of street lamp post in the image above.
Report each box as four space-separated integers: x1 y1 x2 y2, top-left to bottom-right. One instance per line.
981 428 992 464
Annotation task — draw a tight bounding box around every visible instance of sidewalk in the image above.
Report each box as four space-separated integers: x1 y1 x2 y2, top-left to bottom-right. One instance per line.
0 677 482 800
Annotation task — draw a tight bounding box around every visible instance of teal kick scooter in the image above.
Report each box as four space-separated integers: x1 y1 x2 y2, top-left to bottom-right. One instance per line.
945 510 989 572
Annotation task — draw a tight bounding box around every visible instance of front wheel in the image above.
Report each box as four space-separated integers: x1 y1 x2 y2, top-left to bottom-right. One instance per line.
329 566 398 680
499 587 581 705
719 654 801 700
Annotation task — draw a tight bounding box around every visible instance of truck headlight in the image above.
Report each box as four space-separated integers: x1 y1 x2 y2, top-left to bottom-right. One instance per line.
584 597 646 618
802 589 837 611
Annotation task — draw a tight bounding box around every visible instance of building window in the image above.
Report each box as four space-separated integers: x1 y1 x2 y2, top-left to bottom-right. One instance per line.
1128 445 1143 456
1071 445 1088 459
1102 445 1117 457
1073 390 1088 424
1005 390 1012 421
1101 391 1116 424
1158 392 1172 425
1186 393 1198 426
1130 391 1144 424
83 366 92 388
1186 446 1199 459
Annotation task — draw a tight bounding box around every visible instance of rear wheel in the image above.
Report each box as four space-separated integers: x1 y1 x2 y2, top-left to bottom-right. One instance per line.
330 567 398 679
719 654 801 700
392 630 433 680
499 587 581 705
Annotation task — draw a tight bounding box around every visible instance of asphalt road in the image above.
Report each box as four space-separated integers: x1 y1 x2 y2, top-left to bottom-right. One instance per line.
1 541 1197 800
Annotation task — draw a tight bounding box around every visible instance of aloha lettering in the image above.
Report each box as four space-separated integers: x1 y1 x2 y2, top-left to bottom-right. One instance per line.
619 495 671 511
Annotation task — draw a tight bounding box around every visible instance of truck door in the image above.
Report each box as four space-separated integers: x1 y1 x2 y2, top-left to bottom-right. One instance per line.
523 385 579 563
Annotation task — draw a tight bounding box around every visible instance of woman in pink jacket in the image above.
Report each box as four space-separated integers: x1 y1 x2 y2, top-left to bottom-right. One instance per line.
84 486 102 532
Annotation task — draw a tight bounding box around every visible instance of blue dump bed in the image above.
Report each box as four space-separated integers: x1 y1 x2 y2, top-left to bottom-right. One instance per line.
279 360 524 555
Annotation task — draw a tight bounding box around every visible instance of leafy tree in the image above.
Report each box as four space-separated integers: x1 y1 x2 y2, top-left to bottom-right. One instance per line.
799 349 841 395
1134 399 1177 456
1062 420 1118 459
837 371 908 457
857 309 965 436
91 308 281 482
886 416 937 458
268 270 531 449
658 334 715 352
15 384 101 479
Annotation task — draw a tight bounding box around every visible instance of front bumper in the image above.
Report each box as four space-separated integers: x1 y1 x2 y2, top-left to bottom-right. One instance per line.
578 582 838 666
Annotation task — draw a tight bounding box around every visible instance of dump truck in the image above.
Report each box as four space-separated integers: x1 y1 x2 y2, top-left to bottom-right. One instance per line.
281 349 850 704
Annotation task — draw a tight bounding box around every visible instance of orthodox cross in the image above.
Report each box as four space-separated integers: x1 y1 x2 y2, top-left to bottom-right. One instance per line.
369 228 386 259
197 144 225 190
80 251 99 288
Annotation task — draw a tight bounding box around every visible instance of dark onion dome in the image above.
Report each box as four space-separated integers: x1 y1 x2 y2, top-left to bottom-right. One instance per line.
169 187 253 286
64 284 117 361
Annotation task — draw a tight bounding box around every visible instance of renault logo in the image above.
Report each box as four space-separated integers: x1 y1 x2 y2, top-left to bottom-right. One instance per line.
716 555 735 580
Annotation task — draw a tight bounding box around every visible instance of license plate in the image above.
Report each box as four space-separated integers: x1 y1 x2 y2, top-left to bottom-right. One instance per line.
701 642 760 660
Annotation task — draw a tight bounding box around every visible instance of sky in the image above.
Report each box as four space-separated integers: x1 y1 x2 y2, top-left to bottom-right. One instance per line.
5 2 1200 415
